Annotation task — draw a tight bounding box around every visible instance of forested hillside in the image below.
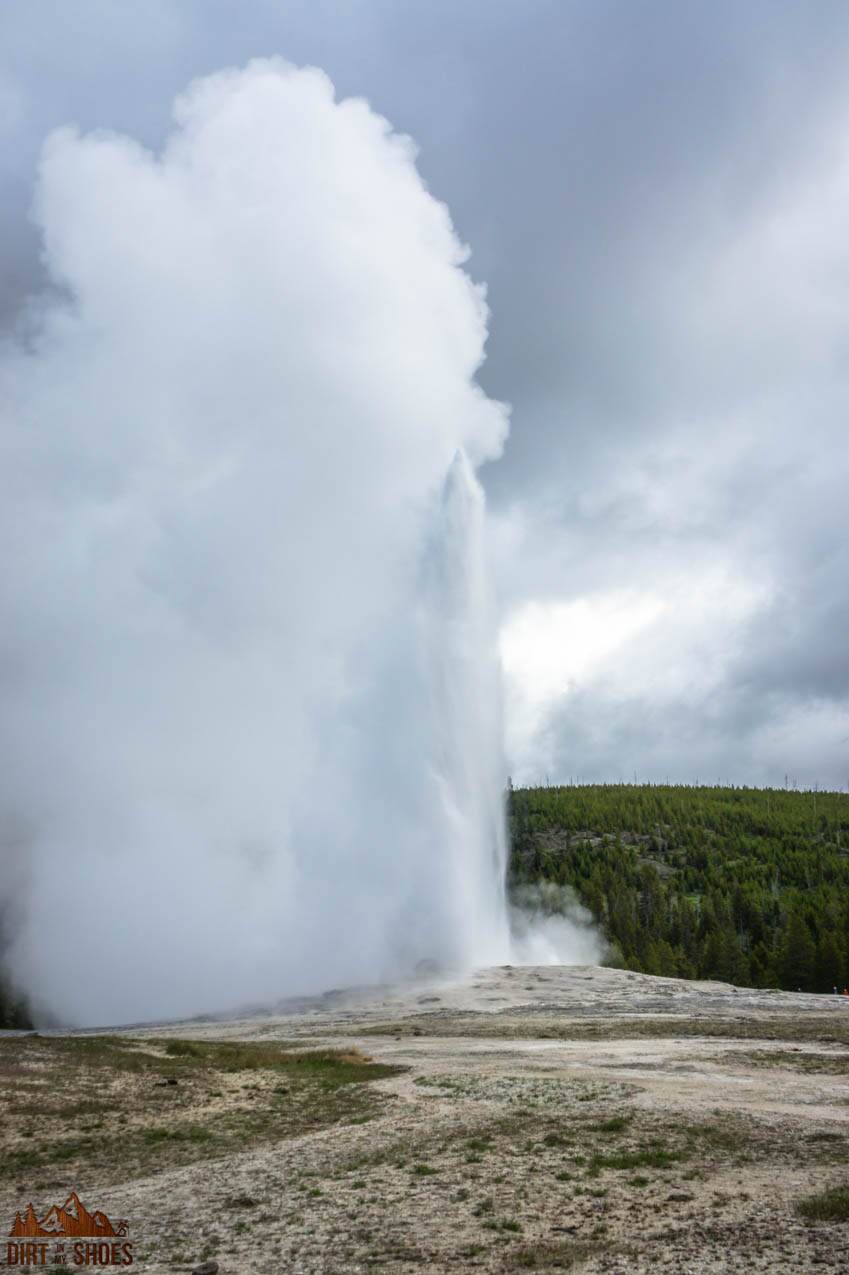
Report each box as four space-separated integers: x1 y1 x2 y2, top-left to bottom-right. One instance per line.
508 782 849 992
0 980 29 1029
0 914 31 1029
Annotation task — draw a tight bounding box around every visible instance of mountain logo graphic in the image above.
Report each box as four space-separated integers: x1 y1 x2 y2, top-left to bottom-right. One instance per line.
8 1192 129 1239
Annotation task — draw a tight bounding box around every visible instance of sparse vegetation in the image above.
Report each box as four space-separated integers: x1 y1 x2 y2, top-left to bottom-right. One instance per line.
589 1146 680 1173
3 982 849 1272
796 1183 849 1222
725 1048 849 1073
0 1034 402 1184
508 1240 610 1269
590 1115 632 1133
362 1012 849 1046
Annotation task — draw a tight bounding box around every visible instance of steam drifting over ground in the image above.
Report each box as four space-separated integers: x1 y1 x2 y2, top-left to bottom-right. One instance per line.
0 59 593 1027
509 882 606 967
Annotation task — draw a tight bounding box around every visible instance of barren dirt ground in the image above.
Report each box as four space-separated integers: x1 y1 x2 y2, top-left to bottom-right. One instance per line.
4 965 849 1273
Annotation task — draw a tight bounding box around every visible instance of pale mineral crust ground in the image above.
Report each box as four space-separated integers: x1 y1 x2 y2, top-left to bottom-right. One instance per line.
4 965 849 1273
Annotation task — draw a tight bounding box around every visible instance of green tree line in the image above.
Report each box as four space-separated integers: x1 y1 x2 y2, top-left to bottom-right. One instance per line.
0 911 31 1029
508 782 849 992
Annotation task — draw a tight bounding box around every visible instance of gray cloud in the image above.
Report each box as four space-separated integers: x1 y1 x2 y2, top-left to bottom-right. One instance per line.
1 0 847 813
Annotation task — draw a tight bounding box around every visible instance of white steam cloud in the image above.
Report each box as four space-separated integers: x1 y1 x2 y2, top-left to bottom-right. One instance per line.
0 59 514 1025
509 883 606 967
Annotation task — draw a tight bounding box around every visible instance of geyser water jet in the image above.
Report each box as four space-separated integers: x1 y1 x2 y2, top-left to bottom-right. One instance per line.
421 450 511 968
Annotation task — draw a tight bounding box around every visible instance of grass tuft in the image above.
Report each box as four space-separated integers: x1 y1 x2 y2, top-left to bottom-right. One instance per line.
589 1115 631 1134
797 1184 849 1222
509 1240 606 1269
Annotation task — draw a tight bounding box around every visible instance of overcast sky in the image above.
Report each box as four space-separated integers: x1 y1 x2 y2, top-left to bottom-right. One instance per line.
2 0 847 791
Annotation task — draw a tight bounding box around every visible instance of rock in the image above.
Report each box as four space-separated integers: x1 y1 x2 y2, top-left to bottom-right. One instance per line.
192 1263 219 1275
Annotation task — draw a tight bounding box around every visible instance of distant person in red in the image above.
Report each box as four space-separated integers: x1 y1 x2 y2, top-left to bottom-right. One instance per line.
843 988 848 997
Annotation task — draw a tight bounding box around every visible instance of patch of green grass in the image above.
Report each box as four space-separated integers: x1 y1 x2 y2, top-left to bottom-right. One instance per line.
411 1163 438 1176
589 1115 631 1134
5 1137 96 1173
591 1146 680 1172
727 1049 849 1074
0 1035 404 1186
684 1121 749 1158
164 1040 204 1058
358 1014 849 1048
508 1240 606 1269
143 1125 214 1145
797 1183 849 1222
1 1034 400 1086
154 1040 401 1085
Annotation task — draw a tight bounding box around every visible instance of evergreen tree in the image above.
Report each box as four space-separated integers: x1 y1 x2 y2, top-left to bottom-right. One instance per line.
815 932 843 993
776 911 816 991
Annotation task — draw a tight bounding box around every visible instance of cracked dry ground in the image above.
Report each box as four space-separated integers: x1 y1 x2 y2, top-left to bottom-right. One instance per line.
3 966 849 1273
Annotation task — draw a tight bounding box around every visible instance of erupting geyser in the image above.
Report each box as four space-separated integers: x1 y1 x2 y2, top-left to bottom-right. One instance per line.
0 58 511 1025
422 450 511 968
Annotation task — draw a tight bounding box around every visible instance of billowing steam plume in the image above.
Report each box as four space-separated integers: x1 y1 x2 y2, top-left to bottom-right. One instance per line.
0 60 514 1025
